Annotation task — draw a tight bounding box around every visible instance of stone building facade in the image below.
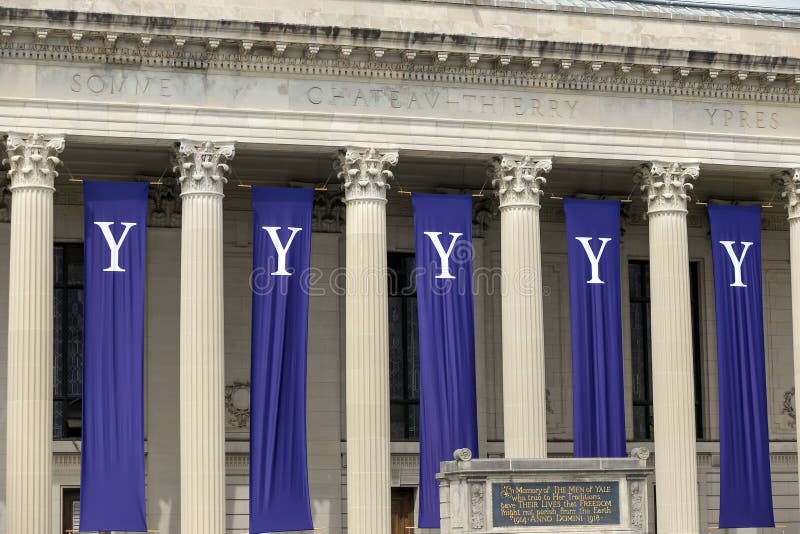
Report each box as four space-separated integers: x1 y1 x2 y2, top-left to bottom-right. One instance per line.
1 0 800 533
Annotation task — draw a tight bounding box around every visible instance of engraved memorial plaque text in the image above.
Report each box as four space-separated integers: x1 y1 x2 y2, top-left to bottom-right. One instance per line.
492 481 620 527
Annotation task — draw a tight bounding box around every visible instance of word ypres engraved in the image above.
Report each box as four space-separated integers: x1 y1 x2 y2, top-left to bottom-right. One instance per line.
704 107 779 130
492 481 620 527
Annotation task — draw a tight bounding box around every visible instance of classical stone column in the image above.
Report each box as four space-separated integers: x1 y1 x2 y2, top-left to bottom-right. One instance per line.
174 140 234 533
3 133 64 534
638 161 700 534
778 169 800 510
490 155 552 459
338 147 397 534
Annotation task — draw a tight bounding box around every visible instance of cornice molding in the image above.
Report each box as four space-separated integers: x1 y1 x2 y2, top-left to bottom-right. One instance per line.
2 17 800 103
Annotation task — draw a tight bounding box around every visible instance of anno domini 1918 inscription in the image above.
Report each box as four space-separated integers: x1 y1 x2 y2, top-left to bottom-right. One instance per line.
492 481 620 527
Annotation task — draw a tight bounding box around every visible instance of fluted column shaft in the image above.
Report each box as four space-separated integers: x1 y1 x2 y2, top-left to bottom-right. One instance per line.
778 169 800 511
639 162 700 534
3 133 64 534
339 147 397 534
175 140 234 534
491 155 552 458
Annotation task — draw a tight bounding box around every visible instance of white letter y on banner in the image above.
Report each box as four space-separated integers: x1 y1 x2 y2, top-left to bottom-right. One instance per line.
94 221 136 272
262 226 302 276
424 232 463 279
575 237 612 284
720 240 753 287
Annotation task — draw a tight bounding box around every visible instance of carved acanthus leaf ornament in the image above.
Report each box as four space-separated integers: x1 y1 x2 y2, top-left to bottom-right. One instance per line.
3 133 65 191
489 155 552 209
637 161 700 214
173 140 235 196
336 147 398 203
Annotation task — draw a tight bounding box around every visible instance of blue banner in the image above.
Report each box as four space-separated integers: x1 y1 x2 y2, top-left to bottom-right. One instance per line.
709 204 774 528
413 194 479 528
80 181 148 531
564 198 626 458
250 187 314 533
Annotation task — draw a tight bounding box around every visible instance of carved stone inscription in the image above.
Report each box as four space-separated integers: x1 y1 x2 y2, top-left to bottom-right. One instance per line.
305 84 579 119
492 481 620 527
704 107 780 130
70 72 174 98
23 65 798 136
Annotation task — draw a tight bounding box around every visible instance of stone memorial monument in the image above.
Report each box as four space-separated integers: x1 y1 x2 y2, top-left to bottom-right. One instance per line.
438 448 652 534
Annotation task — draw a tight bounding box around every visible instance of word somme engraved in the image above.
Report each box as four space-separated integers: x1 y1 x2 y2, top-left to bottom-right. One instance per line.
492 481 620 527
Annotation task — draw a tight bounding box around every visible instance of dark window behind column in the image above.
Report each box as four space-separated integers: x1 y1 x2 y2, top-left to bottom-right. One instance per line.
54 243 84 439
388 252 420 441
628 260 704 440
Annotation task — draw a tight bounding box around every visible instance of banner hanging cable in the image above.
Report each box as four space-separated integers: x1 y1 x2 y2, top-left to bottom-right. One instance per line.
80 181 149 532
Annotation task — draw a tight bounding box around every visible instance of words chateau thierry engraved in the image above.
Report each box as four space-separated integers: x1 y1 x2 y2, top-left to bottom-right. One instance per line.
305 85 579 119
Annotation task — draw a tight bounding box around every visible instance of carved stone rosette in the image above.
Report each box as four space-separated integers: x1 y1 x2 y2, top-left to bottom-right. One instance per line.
0 177 11 222
3 133 65 191
224 381 251 429
337 147 398 203
173 140 235 197
777 168 800 221
472 195 496 237
636 161 700 214
148 181 182 227
489 155 552 209
313 189 345 232
783 387 796 429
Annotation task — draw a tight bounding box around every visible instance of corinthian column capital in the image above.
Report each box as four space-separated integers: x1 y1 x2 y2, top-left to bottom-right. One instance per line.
777 169 800 221
489 155 552 209
173 140 235 197
337 147 398 203
2 133 65 191
637 161 699 214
